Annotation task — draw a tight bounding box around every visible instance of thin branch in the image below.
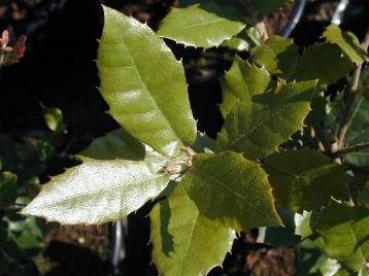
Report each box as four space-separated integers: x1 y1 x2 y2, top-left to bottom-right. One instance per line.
309 127 327 152
334 142 369 157
336 29 369 149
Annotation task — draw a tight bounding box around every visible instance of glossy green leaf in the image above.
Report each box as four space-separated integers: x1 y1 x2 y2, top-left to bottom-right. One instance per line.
220 57 271 118
251 36 299 80
251 36 354 87
21 129 170 225
294 43 354 87
150 184 234 276
217 80 317 160
179 0 288 20
43 107 63 132
323 24 369 63
98 6 196 157
313 202 369 271
157 3 246 48
221 37 250 51
182 152 282 231
221 27 261 51
264 148 349 212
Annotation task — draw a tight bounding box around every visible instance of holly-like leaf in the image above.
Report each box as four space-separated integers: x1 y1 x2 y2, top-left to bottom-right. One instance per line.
21 129 170 225
150 184 234 276
157 3 246 48
323 24 369 63
220 57 271 118
340 95 369 168
294 43 354 87
251 36 299 80
182 152 282 231
217 80 317 160
313 202 369 271
251 36 354 87
264 148 349 212
98 6 196 157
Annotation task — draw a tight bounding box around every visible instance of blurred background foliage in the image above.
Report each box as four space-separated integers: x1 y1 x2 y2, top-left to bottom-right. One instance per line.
0 0 369 275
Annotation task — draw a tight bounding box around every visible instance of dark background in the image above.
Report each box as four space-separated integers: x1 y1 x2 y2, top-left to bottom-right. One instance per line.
0 0 368 275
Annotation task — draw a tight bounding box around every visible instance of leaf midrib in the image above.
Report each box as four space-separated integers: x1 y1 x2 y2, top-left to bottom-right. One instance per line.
105 16 182 150
31 173 168 209
191 169 274 223
161 17 242 34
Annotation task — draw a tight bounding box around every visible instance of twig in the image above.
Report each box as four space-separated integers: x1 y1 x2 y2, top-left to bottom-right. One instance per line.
336 29 369 149
309 127 326 152
333 142 369 157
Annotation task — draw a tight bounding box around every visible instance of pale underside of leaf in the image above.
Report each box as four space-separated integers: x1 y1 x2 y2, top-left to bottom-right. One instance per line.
150 184 234 276
182 152 282 231
157 3 246 48
21 129 170 225
98 6 196 157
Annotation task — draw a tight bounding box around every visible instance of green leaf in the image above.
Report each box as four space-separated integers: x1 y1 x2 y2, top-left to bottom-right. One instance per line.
217 80 317 160
221 37 250 52
323 24 369 63
0 171 17 202
341 95 369 168
258 226 301 247
251 36 299 80
221 27 261 51
258 208 313 247
310 255 342 276
294 43 354 87
43 107 63 132
313 202 369 271
232 0 289 23
150 184 234 276
264 148 349 212
251 36 354 87
220 56 271 118
98 6 196 157
21 129 170 225
192 132 216 153
182 152 282 231
8 217 43 249
157 3 246 48
178 0 288 20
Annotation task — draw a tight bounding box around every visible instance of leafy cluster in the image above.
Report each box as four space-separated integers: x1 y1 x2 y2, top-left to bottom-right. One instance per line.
20 2 369 275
